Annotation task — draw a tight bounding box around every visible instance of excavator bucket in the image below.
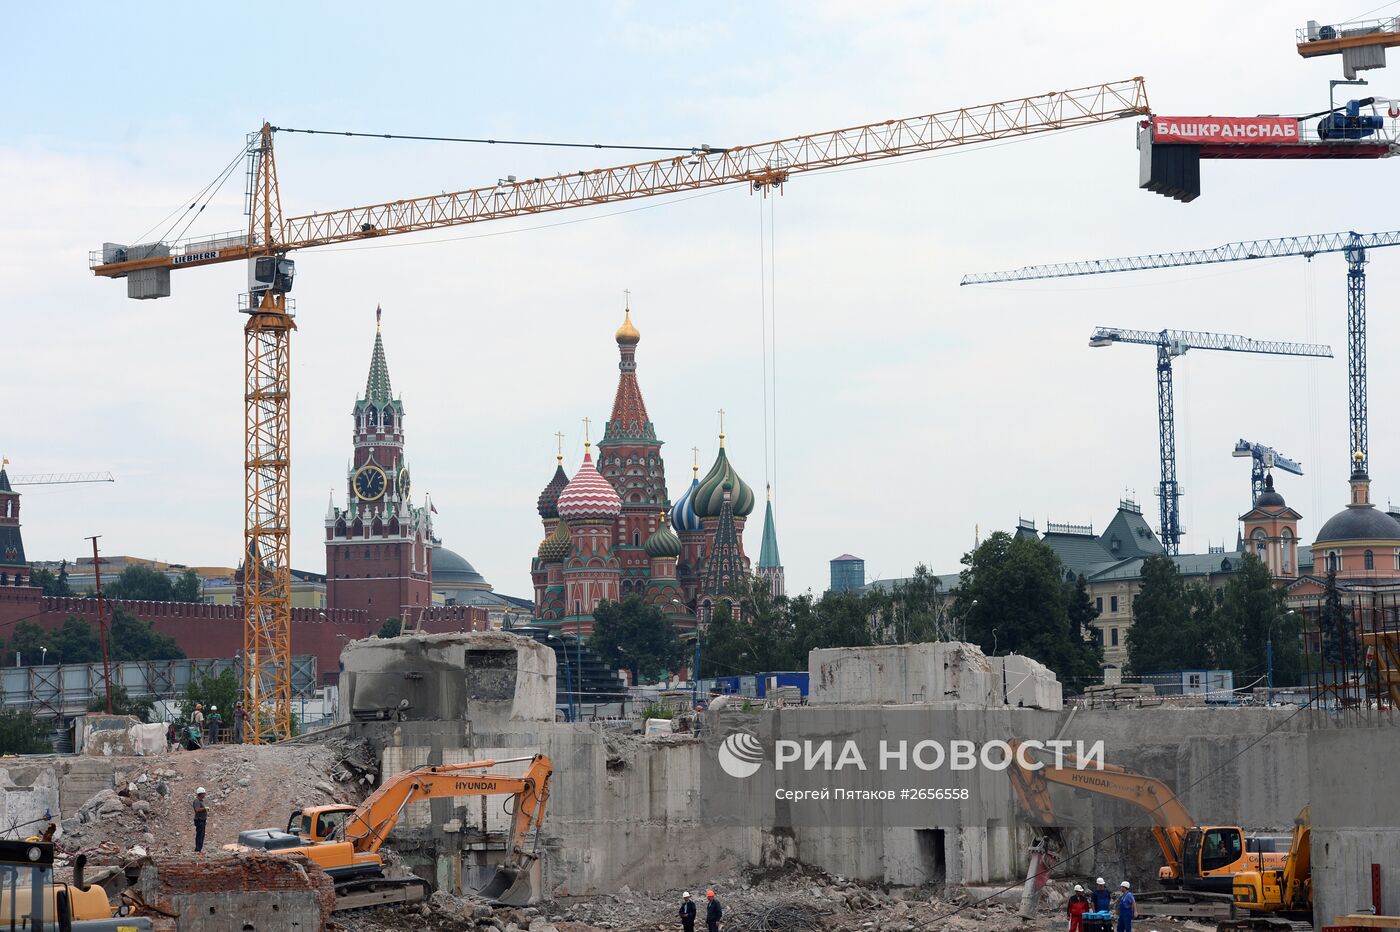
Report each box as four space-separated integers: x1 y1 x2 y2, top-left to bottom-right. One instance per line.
476 864 535 906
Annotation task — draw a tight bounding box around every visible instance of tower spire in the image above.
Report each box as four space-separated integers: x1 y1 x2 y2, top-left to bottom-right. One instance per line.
364 307 393 404
757 482 785 597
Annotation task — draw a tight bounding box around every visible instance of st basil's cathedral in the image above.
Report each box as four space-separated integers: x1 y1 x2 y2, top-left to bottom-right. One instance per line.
531 306 785 633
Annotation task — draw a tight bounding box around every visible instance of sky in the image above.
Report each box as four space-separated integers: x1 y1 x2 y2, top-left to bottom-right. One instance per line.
6 1 1400 598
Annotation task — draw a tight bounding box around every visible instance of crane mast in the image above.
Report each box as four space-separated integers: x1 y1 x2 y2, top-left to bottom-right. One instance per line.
91 78 1151 741
1089 328 1331 554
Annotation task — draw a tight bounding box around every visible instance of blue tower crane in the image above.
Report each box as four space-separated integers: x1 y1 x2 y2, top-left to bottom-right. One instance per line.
1231 440 1304 504
963 230 1400 480
1087 328 1331 555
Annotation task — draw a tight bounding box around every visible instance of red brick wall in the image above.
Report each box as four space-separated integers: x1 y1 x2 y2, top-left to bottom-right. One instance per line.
0 587 486 684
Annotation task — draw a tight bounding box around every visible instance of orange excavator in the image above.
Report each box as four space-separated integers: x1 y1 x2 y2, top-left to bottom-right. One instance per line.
1007 740 1288 921
238 754 552 910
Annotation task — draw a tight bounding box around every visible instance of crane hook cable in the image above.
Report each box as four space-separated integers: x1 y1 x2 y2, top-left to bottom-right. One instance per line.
270 126 726 154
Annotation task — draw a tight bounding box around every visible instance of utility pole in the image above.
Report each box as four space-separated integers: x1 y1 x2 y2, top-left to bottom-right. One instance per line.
86 535 113 715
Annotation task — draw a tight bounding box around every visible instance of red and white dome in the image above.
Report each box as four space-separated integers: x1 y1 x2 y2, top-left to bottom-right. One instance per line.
557 447 622 520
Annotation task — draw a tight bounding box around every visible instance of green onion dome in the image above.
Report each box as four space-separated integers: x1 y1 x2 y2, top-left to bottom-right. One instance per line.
692 439 754 518
644 512 683 558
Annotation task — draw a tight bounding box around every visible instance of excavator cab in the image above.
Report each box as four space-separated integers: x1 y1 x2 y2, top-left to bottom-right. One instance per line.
289 805 357 842
0 840 151 931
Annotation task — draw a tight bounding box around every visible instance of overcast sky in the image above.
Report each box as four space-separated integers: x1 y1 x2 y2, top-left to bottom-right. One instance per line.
7 2 1400 597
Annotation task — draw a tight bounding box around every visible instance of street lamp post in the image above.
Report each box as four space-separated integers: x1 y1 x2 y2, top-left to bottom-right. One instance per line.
546 634 575 722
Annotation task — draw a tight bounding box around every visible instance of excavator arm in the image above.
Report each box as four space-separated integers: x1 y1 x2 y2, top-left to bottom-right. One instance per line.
1007 740 1193 876
343 755 552 856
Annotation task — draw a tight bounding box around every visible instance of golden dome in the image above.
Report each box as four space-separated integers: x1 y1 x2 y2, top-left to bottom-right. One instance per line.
615 307 640 345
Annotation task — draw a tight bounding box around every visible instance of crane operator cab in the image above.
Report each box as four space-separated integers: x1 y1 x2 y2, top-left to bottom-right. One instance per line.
248 255 295 300
0 839 151 931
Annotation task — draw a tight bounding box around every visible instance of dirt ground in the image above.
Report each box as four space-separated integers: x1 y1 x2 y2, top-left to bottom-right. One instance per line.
57 741 364 861
336 868 1223 932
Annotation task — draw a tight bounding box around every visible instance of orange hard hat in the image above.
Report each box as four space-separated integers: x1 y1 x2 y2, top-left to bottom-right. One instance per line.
706 889 715 897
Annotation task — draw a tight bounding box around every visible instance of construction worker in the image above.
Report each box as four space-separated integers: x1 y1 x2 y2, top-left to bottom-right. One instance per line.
233 702 246 744
1067 883 1090 932
704 889 722 932
1115 880 1136 932
1090 877 1111 913
678 891 697 932
165 722 177 752
193 787 208 853
207 705 222 744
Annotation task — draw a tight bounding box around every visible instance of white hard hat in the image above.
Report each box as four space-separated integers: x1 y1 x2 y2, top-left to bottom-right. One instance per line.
1096 877 1105 885
210 705 217 711
196 787 207 794
1073 885 1084 892
1120 881 1131 889
682 891 692 898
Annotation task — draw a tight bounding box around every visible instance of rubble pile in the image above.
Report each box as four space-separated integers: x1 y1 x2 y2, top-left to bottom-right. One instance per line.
58 742 360 859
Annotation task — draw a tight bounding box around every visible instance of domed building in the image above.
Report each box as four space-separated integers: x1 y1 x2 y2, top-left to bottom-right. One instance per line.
529 305 781 633
1284 468 1400 657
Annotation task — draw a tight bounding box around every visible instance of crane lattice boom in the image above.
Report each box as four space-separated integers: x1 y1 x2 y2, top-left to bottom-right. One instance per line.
1089 327 1333 357
961 229 1400 284
92 78 1150 278
9 472 115 486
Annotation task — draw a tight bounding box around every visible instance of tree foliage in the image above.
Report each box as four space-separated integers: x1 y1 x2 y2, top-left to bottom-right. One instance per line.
954 532 1102 686
377 618 402 639
1126 553 1298 684
104 565 203 603
1318 568 1362 673
590 595 683 684
88 684 155 722
109 607 184 662
0 710 51 755
27 562 72 597
179 668 240 726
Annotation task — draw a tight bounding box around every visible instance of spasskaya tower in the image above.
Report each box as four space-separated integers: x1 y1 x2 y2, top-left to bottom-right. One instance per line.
325 308 435 624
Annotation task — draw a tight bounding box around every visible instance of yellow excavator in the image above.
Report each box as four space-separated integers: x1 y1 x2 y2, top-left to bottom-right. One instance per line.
0 840 151 930
1007 740 1290 922
239 754 552 911
1221 806 1312 931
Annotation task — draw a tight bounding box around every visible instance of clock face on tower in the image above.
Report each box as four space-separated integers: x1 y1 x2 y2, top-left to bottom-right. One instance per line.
398 467 411 501
354 465 387 501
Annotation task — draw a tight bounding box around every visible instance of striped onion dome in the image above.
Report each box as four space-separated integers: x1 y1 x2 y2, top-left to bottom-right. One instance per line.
645 513 683 558
557 446 622 520
537 460 569 519
692 441 755 519
671 477 703 533
537 521 571 562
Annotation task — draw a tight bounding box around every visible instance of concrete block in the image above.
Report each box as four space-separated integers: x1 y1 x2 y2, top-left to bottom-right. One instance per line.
808 642 1007 706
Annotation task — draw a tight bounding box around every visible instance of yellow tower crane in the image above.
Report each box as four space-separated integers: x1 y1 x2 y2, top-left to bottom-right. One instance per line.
90 78 1149 742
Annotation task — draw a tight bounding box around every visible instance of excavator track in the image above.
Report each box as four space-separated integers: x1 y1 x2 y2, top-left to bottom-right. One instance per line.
1135 889 1236 919
332 877 431 912
1216 919 1312 931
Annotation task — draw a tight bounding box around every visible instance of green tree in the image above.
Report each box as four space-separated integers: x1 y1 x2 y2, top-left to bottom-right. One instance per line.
28 562 72 597
884 565 947 643
954 531 1099 684
8 621 50 666
377 618 402 638
105 565 174 602
0 710 51 755
1318 568 1361 672
52 617 102 665
1126 555 1198 674
109 607 184 661
179 668 240 726
1217 553 1301 685
590 595 682 684
172 569 203 603
1063 575 1105 687
88 684 155 722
